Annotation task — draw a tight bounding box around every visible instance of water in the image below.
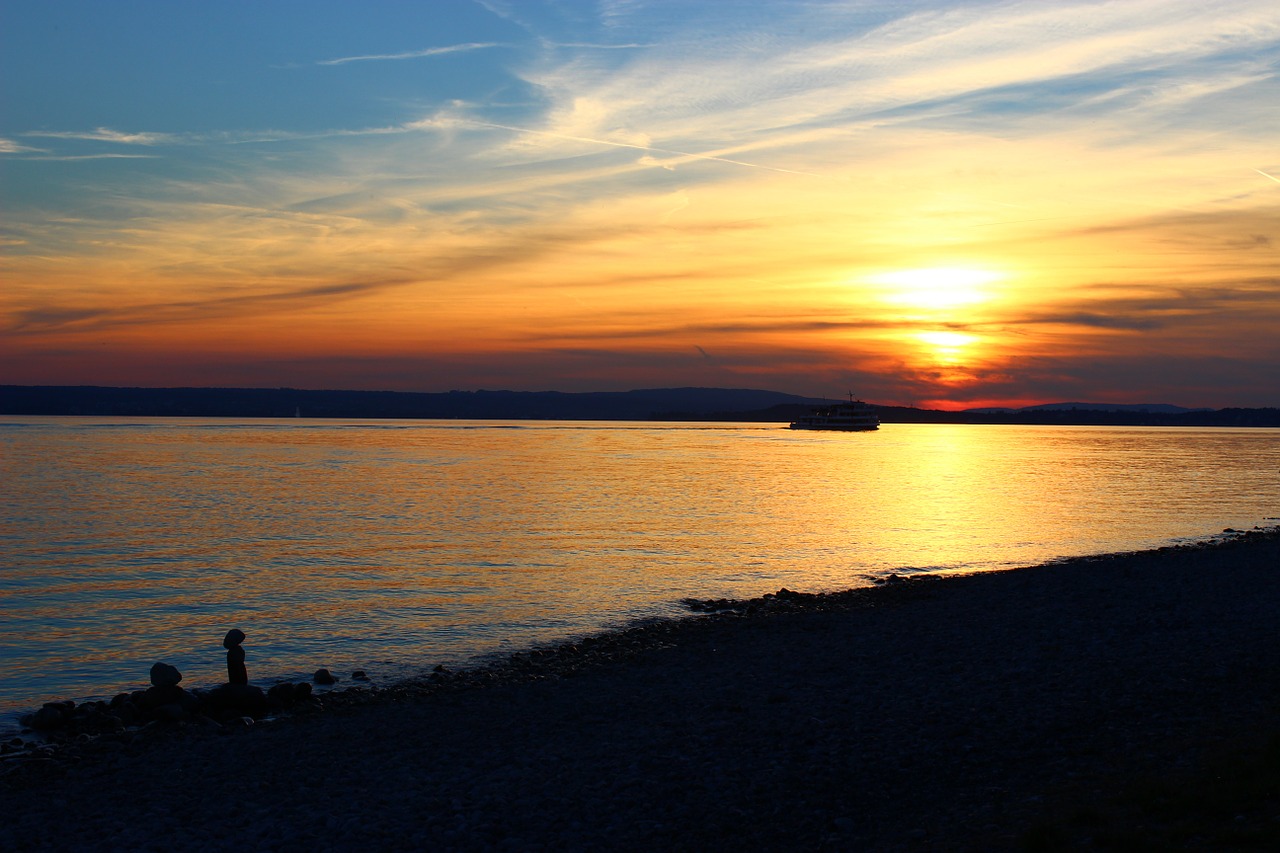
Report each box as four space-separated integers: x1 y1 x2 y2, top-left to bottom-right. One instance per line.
2 417 1278 721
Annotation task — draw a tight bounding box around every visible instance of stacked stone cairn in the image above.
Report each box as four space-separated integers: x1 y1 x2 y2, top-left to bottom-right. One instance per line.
11 629 338 744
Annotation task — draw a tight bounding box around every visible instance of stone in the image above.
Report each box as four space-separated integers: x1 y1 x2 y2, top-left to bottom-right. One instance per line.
226 644 247 685
151 703 188 723
91 713 126 734
267 682 296 710
313 668 337 685
149 661 182 688
141 684 186 707
293 682 313 700
352 670 369 681
25 705 66 731
206 683 268 720
223 630 248 685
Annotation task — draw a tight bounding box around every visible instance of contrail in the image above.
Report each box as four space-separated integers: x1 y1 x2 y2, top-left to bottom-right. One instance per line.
318 43 498 66
1254 168 1280 184
463 119 824 177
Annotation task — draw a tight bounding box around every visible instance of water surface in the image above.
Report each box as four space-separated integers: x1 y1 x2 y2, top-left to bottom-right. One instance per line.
2 417 1277 718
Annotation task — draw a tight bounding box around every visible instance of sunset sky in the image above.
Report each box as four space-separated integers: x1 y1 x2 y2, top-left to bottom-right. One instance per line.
2 0 1277 409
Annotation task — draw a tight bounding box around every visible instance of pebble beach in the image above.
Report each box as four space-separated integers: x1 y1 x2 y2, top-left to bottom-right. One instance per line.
2 527 1278 851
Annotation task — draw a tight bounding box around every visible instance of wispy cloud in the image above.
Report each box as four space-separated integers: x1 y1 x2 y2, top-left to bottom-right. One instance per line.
316 42 500 66
22 153 161 161
550 42 651 50
0 138 45 154
448 117 827 177
25 127 177 145
512 0 1280 164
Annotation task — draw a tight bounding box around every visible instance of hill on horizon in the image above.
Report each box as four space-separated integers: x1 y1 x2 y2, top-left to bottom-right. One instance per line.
966 402 1209 415
2 385 1274 425
0 384 824 420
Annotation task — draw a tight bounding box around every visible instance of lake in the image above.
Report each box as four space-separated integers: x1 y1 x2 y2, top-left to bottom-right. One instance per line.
2 417 1277 721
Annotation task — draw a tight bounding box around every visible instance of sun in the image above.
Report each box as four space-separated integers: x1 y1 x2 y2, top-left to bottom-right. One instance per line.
915 330 976 365
871 267 1003 311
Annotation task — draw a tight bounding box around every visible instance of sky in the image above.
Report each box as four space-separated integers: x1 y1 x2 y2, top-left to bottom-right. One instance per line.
2 0 1277 409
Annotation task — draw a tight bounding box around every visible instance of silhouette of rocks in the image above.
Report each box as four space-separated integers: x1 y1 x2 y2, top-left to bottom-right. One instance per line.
21 703 70 732
148 662 182 688
351 670 369 681
266 682 296 712
206 683 267 721
312 668 337 685
137 684 196 722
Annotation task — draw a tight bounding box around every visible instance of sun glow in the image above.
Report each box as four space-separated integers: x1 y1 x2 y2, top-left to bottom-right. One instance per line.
915 330 978 365
872 267 1004 310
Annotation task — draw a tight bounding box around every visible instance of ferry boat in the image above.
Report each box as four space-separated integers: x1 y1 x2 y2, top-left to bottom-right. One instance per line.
789 395 880 431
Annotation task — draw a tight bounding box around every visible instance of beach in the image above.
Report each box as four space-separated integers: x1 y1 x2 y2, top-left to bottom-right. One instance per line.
2 528 1278 851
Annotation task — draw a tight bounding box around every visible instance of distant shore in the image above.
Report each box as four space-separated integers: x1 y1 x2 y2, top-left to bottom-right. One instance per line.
3 527 1279 850
4 384 1278 425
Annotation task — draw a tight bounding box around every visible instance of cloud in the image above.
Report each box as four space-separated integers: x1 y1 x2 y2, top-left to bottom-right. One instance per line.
8 307 111 330
0 138 45 154
452 117 828 177
508 0 1280 168
20 153 161 161
1006 312 1166 332
4 277 412 335
24 127 177 145
551 42 651 50
316 42 500 66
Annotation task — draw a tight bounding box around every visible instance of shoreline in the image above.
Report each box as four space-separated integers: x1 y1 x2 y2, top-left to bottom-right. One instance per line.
3 524 1270 733
3 526 1279 849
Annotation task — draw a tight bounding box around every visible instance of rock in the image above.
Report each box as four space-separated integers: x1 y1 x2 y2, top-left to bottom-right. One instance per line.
293 682 313 701
149 661 182 688
206 683 268 720
151 703 188 723
24 705 67 731
140 676 192 712
267 682 297 711
111 700 139 726
90 713 126 734
313 668 337 685
352 670 369 681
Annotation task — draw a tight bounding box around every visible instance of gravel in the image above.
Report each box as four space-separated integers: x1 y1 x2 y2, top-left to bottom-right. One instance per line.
2 528 1278 851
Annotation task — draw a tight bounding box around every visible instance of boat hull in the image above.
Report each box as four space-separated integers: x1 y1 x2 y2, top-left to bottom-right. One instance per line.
788 423 878 431
788 396 881 431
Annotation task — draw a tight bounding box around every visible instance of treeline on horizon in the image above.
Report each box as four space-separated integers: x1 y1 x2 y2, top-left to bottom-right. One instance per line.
2 385 1277 427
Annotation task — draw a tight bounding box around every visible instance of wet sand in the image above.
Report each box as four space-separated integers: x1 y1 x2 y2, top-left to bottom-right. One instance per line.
2 528 1278 851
